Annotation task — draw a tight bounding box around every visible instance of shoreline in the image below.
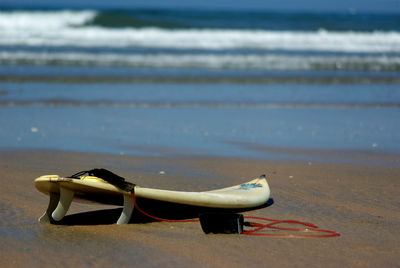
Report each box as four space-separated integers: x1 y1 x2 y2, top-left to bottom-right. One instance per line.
1 149 399 267
1 144 399 167
2 81 399 161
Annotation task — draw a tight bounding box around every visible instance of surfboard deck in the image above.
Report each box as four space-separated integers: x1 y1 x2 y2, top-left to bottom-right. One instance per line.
34 174 270 225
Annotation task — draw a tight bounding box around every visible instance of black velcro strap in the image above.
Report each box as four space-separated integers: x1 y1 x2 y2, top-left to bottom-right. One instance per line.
69 168 135 192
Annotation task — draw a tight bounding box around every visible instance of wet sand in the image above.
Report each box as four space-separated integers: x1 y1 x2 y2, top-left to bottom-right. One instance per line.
0 149 399 267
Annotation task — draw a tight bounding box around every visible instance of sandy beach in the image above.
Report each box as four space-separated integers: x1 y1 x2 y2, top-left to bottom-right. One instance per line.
1 5 400 267
0 149 399 267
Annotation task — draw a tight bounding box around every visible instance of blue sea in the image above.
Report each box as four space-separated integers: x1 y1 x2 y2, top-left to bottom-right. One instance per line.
0 8 399 163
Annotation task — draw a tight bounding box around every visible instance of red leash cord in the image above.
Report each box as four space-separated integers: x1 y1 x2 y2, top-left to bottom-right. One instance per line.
242 216 340 238
130 192 340 238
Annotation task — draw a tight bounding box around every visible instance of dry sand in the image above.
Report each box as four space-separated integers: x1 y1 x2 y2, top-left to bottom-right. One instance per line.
0 149 399 267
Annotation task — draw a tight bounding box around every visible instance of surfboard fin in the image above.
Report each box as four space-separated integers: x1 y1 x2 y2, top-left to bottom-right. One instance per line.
117 194 135 224
38 192 60 223
51 186 75 221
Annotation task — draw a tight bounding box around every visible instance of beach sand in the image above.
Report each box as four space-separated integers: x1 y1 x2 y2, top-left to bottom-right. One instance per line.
0 149 399 267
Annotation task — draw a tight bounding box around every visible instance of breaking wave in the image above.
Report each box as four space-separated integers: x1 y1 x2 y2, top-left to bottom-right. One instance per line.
0 10 400 53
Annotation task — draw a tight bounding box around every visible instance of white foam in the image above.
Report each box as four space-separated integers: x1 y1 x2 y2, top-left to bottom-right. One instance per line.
0 10 96 29
1 51 399 71
0 11 400 53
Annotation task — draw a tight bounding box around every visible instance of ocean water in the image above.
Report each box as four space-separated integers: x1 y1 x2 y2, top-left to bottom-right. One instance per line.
0 9 400 78
0 8 399 162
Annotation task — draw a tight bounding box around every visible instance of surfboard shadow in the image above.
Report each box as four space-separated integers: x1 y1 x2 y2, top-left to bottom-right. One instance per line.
55 198 274 226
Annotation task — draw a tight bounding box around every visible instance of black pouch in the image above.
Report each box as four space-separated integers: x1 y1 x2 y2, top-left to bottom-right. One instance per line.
199 213 244 234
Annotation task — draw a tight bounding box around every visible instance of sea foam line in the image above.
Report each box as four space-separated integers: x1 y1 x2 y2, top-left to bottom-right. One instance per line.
1 51 399 71
2 27 400 53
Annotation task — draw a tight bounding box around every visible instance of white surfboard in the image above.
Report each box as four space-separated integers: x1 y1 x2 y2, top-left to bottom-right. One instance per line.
34 174 270 224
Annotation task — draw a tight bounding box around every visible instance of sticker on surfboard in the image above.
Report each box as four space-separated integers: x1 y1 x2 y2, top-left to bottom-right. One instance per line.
239 183 263 190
